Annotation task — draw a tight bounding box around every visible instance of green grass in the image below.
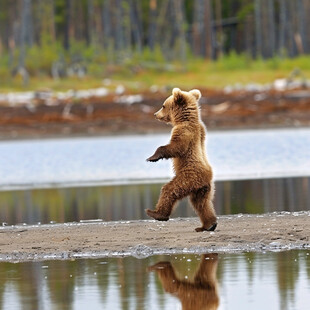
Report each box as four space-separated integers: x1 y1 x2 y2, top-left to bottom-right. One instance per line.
1 50 310 93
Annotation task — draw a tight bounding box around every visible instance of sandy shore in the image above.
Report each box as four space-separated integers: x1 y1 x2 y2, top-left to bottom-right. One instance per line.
0 211 309 262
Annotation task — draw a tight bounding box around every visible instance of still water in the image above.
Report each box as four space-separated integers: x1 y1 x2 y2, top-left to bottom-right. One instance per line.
0 129 310 190
0 177 309 225
0 250 309 310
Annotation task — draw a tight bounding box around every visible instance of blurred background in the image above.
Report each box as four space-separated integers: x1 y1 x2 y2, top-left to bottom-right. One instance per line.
0 0 310 138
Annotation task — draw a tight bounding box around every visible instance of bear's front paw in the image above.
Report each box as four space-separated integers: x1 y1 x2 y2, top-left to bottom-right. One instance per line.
146 146 167 162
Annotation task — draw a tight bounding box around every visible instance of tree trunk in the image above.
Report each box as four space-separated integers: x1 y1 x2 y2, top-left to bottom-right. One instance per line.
17 0 31 85
192 0 204 56
296 0 305 54
122 0 131 53
254 0 262 57
278 0 287 57
148 0 157 50
204 0 213 59
50 0 56 43
102 0 111 49
63 0 71 50
154 0 170 56
267 0 275 57
87 0 94 46
114 0 124 52
286 0 295 57
215 0 223 58
304 0 310 53
245 15 254 58
19 0 31 68
172 0 186 62
130 0 142 53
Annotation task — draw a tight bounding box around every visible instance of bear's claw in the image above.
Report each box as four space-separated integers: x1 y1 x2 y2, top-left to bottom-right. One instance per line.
146 156 159 162
145 209 169 221
195 222 217 232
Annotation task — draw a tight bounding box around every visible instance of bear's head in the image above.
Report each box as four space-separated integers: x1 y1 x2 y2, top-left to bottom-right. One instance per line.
154 88 202 125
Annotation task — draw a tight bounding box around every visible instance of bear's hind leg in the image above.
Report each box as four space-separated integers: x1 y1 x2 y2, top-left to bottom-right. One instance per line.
146 176 190 221
190 186 217 232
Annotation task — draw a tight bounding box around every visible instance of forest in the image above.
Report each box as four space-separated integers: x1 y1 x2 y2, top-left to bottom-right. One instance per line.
1 0 310 81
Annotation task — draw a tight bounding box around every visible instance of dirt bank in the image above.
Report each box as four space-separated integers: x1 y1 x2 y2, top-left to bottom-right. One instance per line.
1 88 310 139
0 211 309 262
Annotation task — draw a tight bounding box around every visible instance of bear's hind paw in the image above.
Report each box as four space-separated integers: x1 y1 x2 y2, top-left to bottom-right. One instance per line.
195 223 217 232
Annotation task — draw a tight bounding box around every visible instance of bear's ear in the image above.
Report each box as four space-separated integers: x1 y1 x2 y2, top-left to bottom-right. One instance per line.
189 89 201 100
172 88 186 105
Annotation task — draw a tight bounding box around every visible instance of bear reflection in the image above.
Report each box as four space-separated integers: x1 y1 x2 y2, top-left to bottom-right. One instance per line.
148 254 219 310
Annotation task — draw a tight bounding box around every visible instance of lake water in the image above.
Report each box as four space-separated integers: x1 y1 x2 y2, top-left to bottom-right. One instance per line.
0 128 309 190
1 250 309 310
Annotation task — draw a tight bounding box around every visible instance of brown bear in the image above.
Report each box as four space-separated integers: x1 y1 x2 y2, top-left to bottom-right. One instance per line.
146 88 217 232
148 254 219 310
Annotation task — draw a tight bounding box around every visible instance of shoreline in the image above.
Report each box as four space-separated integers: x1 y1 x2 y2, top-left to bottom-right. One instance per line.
1 211 309 262
1 88 309 140
0 173 309 192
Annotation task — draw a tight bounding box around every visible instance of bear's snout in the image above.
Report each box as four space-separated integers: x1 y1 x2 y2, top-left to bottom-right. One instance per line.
154 110 161 119
154 107 170 123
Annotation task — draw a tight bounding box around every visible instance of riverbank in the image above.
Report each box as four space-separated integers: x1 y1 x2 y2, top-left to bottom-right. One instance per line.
1 87 310 140
1 211 309 262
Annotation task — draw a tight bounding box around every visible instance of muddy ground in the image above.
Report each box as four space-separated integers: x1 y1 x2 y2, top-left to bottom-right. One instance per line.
0 88 310 139
0 212 309 262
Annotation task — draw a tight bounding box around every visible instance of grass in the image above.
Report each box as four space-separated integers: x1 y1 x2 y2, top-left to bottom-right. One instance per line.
1 52 310 93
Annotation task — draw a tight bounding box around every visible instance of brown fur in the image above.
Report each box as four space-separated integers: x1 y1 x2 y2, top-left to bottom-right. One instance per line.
148 254 219 310
146 88 217 232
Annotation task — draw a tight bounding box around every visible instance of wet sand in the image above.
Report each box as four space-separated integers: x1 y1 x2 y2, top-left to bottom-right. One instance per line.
0 211 309 262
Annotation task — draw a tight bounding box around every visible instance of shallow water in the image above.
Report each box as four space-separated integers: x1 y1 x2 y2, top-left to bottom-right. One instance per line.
0 128 310 190
0 250 309 310
0 177 309 225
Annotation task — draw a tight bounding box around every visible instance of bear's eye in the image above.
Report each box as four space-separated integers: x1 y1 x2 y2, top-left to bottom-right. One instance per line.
162 105 165 109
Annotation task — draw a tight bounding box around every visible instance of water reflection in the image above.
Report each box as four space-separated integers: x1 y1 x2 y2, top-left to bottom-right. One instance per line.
0 251 309 310
0 177 309 225
149 254 219 310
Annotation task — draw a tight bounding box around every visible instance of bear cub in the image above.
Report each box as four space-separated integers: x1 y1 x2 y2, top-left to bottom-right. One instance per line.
146 88 217 232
